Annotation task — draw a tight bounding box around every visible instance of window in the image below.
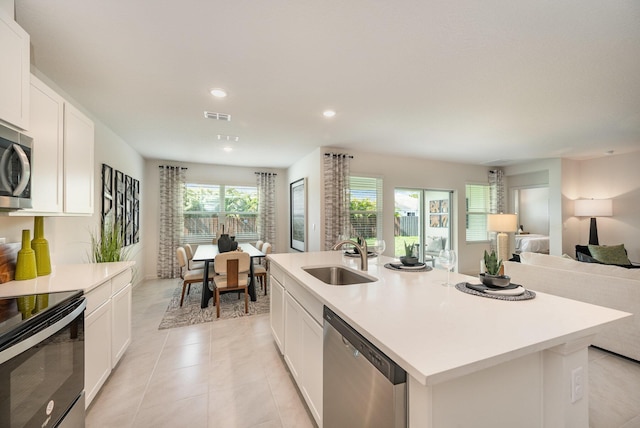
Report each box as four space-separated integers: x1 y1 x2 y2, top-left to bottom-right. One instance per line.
466 183 490 242
183 183 258 242
349 176 383 242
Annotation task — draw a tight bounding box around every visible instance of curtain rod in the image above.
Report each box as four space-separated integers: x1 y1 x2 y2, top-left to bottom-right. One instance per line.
158 165 187 170
254 172 277 175
324 153 354 158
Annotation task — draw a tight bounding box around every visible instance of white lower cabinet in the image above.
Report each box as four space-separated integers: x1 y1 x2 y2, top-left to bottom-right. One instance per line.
111 283 132 367
84 299 111 407
270 263 323 427
84 268 132 408
270 274 285 354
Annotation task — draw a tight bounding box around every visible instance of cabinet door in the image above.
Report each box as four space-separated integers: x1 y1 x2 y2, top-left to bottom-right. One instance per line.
111 283 132 368
63 103 94 214
85 300 112 408
28 75 64 212
270 275 285 354
0 11 29 130
284 292 303 383
301 310 323 426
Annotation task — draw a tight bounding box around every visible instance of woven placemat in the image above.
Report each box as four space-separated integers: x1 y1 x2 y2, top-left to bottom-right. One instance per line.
455 282 536 301
384 263 433 272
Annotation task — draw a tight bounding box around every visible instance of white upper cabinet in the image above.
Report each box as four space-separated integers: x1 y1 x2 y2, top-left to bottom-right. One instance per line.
28 75 64 213
63 103 94 214
0 9 29 130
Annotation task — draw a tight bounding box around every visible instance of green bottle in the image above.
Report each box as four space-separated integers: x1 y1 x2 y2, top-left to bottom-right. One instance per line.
15 229 37 280
31 216 52 276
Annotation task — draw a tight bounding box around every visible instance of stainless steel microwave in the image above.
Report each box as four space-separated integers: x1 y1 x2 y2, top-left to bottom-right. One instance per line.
0 124 32 210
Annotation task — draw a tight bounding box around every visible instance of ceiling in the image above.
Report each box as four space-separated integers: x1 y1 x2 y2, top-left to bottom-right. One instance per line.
15 0 640 169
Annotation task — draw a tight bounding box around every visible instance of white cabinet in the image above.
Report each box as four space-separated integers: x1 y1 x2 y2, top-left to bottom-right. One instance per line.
0 10 29 130
270 272 285 354
84 268 132 408
111 281 132 367
63 102 94 214
270 263 323 427
28 75 64 212
17 75 94 215
84 292 112 407
284 293 304 382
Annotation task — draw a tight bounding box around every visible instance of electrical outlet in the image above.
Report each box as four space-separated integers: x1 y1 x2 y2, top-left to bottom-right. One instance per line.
571 366 584 403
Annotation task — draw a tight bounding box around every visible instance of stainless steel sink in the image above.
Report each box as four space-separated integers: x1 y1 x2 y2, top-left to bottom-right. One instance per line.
302 266 376 286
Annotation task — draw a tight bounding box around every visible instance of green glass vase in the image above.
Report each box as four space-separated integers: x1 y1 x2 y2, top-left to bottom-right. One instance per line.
15 229 37 280
31 216 52 276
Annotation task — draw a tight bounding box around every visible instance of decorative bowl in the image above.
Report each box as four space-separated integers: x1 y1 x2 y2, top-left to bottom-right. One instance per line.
479 273 511 287
400 256 419 266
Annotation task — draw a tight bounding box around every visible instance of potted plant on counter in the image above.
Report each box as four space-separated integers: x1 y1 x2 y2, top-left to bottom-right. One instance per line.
480 249 510 287
89 216 129 263
400 241 419 266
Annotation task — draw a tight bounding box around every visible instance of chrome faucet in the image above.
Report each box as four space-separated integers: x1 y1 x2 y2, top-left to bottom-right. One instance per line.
332 238 368 271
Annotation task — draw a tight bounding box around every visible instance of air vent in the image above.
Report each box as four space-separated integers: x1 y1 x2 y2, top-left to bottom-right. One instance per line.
217 134 239 142
204 111 231 121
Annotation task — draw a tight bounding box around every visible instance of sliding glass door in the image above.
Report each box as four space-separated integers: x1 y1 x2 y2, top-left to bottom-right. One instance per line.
394 188 453 264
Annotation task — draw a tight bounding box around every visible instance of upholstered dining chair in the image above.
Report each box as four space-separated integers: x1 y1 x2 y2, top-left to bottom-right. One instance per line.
184 243 205 270
254 242 272 295
212 251 251 318
255 240 264 251
176 247 214 307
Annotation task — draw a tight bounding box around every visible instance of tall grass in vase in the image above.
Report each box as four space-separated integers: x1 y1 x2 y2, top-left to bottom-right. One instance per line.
89 216 128 263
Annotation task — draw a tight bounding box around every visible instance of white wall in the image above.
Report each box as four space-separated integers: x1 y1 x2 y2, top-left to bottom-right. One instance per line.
142 159 287 279
0 69 145 285
0 0 13 17
573 152 640 262
287 147 322 252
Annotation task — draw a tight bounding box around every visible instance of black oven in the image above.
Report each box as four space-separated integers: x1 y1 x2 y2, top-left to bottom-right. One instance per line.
0 290 85 428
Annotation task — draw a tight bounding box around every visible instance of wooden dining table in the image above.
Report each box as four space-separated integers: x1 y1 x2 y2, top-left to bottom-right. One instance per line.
192 243 266 308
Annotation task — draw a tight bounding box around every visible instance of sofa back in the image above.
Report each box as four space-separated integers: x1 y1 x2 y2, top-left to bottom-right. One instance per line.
505 259 640 360
519 252 640 282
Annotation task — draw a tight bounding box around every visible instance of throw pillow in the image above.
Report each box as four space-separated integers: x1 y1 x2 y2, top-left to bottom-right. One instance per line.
588 244 631 266
577 252 602 264
425 237 443 252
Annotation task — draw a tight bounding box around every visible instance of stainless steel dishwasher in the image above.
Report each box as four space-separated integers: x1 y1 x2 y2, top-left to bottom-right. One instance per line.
323 306 407 428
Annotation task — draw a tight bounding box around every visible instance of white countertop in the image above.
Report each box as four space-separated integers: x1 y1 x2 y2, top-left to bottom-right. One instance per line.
269 251 630 386
0 261 135 298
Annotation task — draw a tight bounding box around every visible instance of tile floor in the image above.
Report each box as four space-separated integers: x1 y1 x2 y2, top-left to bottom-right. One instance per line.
86 278 640 428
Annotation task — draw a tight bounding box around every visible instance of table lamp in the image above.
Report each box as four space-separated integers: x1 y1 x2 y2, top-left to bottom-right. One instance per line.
574 199 612 245
487 213 518 267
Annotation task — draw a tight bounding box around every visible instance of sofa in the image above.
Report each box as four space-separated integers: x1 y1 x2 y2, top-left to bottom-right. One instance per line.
504 252 640 361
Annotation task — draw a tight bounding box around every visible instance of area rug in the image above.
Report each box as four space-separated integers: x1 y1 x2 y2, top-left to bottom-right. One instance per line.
158 281 270 329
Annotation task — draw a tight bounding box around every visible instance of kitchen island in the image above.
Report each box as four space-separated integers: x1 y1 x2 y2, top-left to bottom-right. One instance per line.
269 251 629 428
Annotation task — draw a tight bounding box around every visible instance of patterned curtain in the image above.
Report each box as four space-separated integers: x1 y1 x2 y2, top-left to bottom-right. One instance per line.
323 153 352 250
157 165 186 278
256 172 277 251
488 169 506 252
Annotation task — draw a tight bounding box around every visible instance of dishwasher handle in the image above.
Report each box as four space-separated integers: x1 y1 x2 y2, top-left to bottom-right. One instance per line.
324 306 406 385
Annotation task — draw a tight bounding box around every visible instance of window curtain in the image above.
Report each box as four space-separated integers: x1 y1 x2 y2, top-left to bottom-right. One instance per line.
323 153 352 250
256 172 277 251
157 165 186 278
488 169 505 252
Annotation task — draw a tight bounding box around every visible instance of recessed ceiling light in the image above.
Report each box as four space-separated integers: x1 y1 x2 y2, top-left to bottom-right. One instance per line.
223 146 233 152
210 88 227 98
323 110 336 118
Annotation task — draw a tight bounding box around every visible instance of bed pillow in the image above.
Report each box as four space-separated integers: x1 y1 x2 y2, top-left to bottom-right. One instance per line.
588 244 631 266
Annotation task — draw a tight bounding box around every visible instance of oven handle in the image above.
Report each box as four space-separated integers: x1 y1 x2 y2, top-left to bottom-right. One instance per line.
0 299 86 365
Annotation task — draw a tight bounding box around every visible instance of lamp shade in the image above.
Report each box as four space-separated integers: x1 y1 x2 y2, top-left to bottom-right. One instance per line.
487 214 518 233
574 199 612 217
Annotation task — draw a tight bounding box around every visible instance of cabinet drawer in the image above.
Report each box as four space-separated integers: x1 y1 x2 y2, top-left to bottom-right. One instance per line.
270 263 285 285
111 269 132 295
85 281 111 314
284 274 323 325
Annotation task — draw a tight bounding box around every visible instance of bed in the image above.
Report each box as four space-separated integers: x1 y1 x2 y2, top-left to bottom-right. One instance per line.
515 234 549 254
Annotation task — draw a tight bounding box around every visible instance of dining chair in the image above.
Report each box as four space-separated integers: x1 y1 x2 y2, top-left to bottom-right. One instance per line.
213 251 251 318
254 242 272 295
176 247 214 307
255 240 264 251
184 243 205 270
